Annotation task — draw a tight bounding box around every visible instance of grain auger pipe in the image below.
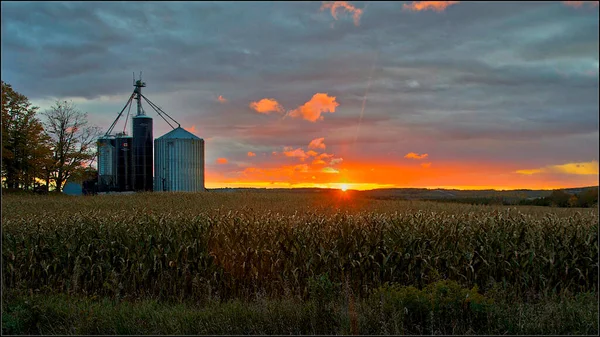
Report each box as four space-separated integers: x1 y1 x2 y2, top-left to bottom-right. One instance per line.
140 94 181 130
104 93 135 136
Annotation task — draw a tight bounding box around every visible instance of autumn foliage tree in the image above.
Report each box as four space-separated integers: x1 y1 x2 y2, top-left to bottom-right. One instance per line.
42 100 101 192
1 81 52 190
577 187 598 207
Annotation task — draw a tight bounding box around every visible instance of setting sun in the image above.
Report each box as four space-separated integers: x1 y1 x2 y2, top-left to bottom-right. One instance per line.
341 184 348 192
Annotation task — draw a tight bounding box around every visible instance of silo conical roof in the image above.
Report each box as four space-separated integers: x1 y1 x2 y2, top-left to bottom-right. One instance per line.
158 127 201 140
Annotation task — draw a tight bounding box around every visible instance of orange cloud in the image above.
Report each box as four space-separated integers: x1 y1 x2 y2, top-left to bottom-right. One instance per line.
515 168 544 175
404 152 429 160
330 158 343 165
185 125 197 133
307 150 319 157
289 93 339 122
247 151 256 157
421 162 432 168
322 167 339 174
312 153 333 165
243 167 262 174
217 95 227 103
294 164 310 173
563 1 585 7
308 137 326 149
249 98 284 114
563 1 598 8
216 158 228 164
403 1 460 12
320 1 364 26
283 147 308 160
242 164 311 179
516 160 598 176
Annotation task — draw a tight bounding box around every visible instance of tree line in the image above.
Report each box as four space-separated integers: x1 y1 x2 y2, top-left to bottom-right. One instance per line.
517 188 599 208
424 188 598 208
1 81 101 192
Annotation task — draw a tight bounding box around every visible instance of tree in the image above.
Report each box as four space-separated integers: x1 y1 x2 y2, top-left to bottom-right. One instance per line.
43 100 101 192
548 190 571 207
577 187 598 208
568 195 579 208
1 81 52 190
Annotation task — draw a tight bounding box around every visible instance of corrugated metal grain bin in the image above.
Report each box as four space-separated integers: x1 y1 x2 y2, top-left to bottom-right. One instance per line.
154 127 205 192
97 136 116 192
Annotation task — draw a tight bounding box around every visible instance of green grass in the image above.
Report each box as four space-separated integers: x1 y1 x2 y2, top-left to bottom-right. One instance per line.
3 282 597 335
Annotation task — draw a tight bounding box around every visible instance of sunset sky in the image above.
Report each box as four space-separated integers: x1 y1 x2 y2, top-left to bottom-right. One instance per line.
1 1 598 190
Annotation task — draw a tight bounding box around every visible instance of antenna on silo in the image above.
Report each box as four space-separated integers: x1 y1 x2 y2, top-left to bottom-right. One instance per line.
133 71 146 116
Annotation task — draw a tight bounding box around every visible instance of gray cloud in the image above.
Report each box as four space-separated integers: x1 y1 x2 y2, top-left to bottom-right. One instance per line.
1 1 598 183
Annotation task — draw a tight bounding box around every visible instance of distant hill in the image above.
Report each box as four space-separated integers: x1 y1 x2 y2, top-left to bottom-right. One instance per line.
208 186 599 202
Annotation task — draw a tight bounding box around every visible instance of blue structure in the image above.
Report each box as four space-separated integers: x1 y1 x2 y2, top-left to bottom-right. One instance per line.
63 181 83 196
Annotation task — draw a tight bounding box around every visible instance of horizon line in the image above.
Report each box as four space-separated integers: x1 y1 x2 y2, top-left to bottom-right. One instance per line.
205 185 599 192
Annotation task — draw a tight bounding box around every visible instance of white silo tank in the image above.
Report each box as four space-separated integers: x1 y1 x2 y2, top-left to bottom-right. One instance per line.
154 127 205 192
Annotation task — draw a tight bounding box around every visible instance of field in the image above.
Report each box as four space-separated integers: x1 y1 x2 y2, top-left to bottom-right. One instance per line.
2 191 598 335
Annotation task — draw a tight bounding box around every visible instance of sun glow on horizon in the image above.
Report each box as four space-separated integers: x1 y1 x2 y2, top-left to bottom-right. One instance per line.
205 159 599 192
203 180 598 191
204 181 397 191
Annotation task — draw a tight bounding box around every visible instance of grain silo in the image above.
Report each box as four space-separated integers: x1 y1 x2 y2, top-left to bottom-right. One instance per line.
114 133 133 191
97 73 191 193
97 135 116 192
131 77 154 192
154 127 205 192
132 115 153 191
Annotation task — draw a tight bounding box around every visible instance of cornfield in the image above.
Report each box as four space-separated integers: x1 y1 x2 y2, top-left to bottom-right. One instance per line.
2 191 598 302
